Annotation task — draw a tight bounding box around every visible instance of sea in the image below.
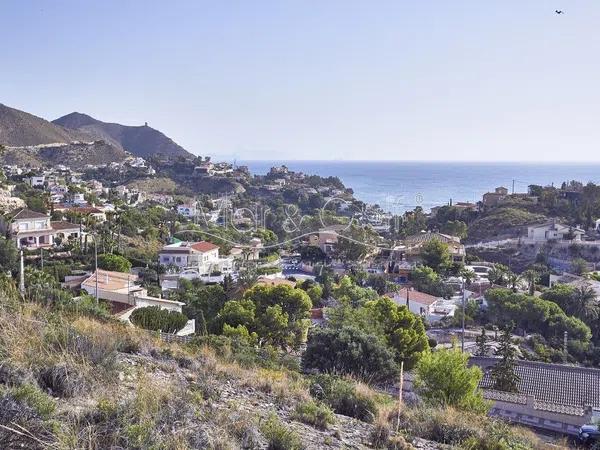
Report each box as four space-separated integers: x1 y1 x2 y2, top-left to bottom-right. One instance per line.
240 161 600 214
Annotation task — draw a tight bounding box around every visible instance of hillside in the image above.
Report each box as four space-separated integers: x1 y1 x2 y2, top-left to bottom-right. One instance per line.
1 141 129 169
0 297 444 450
466 207 547 243
0 103 90 147
54 112 194 159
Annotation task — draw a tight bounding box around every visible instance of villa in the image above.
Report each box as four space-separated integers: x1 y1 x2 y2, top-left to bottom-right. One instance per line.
159 241 234 288
78 269 195 336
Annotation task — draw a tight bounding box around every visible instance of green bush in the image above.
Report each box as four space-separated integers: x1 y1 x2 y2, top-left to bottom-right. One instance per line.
261 413 303 450
257 266 281 276
309 374 377 422
97 254 132 273
130 306 188 333
293 400 335 430
302 326 398 382
11 384 56 420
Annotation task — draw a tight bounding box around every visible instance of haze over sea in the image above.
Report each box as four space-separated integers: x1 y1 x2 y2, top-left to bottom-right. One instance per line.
242 161 600 214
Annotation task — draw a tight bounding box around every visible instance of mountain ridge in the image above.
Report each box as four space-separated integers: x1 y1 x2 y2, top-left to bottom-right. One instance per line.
54 112 194 159
0 103 91 147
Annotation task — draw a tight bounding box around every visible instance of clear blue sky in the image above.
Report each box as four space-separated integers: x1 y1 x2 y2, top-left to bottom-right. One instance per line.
2 1 599 161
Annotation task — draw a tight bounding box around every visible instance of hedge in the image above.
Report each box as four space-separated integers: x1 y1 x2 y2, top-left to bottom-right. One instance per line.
130 306 188 333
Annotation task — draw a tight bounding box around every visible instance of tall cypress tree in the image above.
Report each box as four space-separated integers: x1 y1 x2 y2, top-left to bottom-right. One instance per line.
475 328 491 357
491 325 520 392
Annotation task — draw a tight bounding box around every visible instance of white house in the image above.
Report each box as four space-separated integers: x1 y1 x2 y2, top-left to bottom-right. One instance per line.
159 241 233 279
526 222 584 242
177 203 197 218
80 269 195 336
388 288 456 323
0 209 54 248
25 176 45 188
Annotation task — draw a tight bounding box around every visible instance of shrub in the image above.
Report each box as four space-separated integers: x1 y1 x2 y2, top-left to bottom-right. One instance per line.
396 406 546 449
130 306 188 333
11 383 56 420
302 326 398 382
0 363 31 387
0 393 55 449
309 374 378 422
97 253 132 272
414 347 489 413
257 266 281 276
370 419 391 448
37 364 84 398
293 399 335 430
260 413 303 450
50 324 118 370
56 294 112 321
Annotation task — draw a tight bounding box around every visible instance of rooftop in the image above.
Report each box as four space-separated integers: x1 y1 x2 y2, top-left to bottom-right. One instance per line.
51 220 80 231
82 269 140 293
13 209 48 220
161 241 219 253
388 288 440 306
404 231 461 246
471 357 600 410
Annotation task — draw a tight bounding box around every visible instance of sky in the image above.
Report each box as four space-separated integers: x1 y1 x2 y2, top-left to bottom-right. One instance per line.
1 0 600 162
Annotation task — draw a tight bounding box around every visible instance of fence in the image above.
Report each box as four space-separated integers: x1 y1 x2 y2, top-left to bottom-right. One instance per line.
157 331 195 344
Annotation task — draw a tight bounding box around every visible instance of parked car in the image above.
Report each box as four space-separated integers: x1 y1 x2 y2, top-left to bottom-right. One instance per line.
579 424 600 444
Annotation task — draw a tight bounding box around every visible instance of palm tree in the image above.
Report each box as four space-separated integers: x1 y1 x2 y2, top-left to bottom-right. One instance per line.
569 284 600 322
488 264 509 286
507 272 520 292
521 269 539 296
460 268 475 287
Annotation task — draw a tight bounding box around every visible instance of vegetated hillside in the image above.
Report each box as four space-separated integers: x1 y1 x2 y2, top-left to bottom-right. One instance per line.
0 275 559 450
54 112 194 159
1 141 129 169
0 298 437 449
0 103 91 147
467 207 547 242
126 177 180 194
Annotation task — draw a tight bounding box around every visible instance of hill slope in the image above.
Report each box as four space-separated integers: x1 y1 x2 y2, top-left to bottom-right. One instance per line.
0 103 90 147
54 112 194 159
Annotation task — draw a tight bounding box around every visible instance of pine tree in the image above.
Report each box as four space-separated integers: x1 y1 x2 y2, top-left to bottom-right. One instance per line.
474 328 491 356
490 325 520 392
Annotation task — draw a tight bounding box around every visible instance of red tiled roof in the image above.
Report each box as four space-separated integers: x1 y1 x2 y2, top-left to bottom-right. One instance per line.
51 221 80 231
391 288 440 306
191 241 219 252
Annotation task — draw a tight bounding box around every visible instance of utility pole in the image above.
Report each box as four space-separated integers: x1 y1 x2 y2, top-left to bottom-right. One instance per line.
461 281 466 352
19 249 25 296
89 233 99 305
512 179 515 195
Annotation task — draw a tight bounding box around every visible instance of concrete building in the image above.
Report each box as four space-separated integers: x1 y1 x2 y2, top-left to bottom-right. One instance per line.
0 209 54 248
387 288 456 323
525 221 584 243
159 241 234 287
482 186 509 208
177 203 197 218
80 269 195 336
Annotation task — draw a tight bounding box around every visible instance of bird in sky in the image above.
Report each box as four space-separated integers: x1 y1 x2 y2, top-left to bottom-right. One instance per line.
555 10 564 14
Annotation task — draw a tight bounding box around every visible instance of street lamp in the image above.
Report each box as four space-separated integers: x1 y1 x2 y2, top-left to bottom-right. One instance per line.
88 233 99 305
